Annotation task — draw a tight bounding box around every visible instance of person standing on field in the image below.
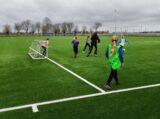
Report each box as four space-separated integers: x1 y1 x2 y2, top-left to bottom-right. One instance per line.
118 35 128 51
72 36 79 58
87 32 100 57
42 38 49 58
82 35 91 53
104 35 124 89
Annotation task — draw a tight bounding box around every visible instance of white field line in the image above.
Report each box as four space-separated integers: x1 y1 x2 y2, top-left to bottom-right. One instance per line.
0 83 160 113
28 47 105 93
47 57 106 93
32 105 39 113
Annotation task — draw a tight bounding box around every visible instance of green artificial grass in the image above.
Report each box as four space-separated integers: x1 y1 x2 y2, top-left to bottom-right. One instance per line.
0 35 160 119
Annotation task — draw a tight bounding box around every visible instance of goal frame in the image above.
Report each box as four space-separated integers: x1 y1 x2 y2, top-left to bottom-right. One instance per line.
28 40 48 59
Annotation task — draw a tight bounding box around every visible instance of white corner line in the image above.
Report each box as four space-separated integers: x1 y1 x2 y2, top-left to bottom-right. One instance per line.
32 105 39 113
47 57 106 93
0 83 160 113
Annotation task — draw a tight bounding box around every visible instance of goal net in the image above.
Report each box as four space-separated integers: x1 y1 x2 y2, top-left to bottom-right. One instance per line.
28 40 48 59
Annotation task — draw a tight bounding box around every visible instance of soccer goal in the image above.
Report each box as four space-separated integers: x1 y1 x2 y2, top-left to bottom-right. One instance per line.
28 40 48 59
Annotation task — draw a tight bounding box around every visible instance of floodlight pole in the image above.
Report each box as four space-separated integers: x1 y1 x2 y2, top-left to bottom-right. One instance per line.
114 9 117 34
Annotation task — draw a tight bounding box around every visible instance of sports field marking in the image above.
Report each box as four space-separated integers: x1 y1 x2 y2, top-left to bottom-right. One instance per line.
47 57 106 93
32 105 39 113
28 48 105 93
0 83 160 113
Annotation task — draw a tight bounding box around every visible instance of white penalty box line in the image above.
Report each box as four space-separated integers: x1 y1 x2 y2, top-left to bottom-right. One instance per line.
28 48 105 93
0 83 160 113
12 49 159 113
47 57 106 93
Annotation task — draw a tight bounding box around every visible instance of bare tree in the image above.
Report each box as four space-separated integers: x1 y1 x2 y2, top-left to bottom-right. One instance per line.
93 22 102 31
66 22 74 34
42 25 48 36
3 24 12 35
61 22 67 36
73 25 79 36
35 22 41 35
90 28 93 34
82 25 87 34
31 24 36 35
53 24 60 36
14 22 22 35
21 20 32 34
42 17 52 35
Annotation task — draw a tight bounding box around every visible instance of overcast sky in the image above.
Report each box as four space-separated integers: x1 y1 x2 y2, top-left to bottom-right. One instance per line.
0 0 160 31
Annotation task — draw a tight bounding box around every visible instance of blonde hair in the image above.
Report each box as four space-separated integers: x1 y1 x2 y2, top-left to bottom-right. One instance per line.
110 35 118 56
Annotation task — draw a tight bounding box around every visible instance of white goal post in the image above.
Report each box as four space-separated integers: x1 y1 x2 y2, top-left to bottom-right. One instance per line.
28 40 48 59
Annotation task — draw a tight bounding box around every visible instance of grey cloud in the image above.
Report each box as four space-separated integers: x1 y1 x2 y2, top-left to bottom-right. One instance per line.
0 0 160 31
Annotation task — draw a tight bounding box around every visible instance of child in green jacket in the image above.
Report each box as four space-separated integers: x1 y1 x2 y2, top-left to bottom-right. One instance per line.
104 35 124 89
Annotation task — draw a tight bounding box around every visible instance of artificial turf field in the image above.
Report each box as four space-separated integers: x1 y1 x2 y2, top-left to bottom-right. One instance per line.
0 35 160 119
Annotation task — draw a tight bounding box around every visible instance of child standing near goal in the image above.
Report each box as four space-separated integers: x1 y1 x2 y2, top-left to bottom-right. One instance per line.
42 38 49 58
72 36 79 58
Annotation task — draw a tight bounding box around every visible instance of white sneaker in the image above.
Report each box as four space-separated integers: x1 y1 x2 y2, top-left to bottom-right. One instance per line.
94 54 97 57
104 84 111 89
